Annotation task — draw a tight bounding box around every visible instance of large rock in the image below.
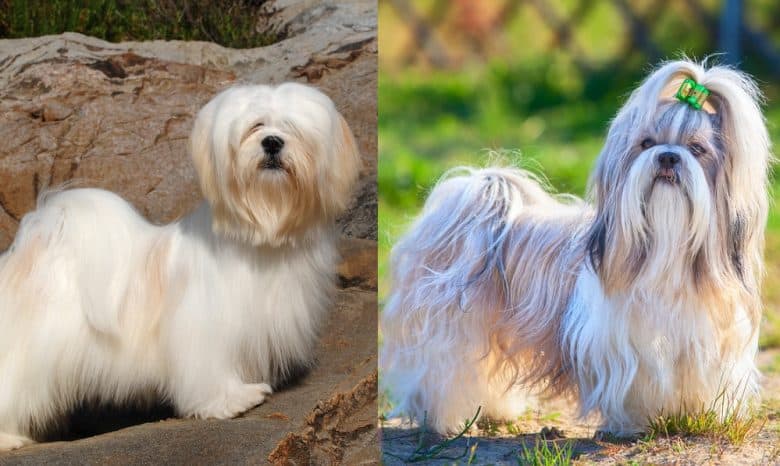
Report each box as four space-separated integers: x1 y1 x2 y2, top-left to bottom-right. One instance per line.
0 0 377 463
0 0 377 249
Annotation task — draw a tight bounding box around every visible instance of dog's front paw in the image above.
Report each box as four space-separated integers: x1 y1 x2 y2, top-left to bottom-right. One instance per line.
191 383 274 419
0 432 34 451
593 429 641 443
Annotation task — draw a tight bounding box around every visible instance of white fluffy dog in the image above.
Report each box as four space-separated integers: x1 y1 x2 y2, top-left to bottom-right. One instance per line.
381 60 770 436
0 82 360 450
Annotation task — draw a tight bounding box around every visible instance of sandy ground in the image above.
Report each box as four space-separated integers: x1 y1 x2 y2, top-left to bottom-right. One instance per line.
381 349 780 465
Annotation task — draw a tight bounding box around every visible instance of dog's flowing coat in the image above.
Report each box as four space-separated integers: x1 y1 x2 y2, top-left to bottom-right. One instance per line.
381 61 770 435
0 83 360 450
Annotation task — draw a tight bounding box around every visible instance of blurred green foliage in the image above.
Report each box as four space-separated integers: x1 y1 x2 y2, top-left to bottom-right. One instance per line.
379 59 780 348
0 0 277 48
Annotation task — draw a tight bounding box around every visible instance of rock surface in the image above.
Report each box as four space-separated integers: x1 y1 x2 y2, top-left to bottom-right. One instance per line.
0 0 377 463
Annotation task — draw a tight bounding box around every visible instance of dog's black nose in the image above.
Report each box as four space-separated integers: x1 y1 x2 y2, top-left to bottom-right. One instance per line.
657 152 681 169
262 135 284 155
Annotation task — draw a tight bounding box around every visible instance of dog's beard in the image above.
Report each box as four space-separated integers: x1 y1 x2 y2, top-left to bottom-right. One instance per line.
643 184 691 280
595 131 719 296
250 147 322 239
211 141 324 247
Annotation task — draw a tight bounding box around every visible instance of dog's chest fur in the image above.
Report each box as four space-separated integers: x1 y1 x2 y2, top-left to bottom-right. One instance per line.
161 204 338 385
565 266 757 431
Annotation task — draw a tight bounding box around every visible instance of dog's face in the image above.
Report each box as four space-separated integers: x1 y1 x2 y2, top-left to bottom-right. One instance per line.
587 62 770 306
631 102 719 193
191 83 361 246
619 102 719 256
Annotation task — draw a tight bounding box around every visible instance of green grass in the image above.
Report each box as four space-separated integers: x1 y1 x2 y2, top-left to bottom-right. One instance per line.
765 353 780 374
382 407 481 463
0 0 278 48
645 386 765 445
516 439 575 466
647 409 762 445
506 419 524 436
378 62 780 349
477 416 502 437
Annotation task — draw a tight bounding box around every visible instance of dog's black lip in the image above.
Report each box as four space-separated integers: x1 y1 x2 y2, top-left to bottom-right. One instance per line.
653 175 676 184
259 158 284 170
653 168 678 185
259 159 294 177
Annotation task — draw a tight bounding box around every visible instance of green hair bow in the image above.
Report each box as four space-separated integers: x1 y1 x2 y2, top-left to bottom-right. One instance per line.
675 78 710 110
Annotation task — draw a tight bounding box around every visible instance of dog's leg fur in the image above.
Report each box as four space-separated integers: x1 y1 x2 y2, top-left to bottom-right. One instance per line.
0 433 34 451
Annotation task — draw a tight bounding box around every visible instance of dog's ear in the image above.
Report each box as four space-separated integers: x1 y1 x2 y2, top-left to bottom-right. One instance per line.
191 100 221 206
703 67 770 296
589 105 638 204
703 69 770 228
322 112 361 217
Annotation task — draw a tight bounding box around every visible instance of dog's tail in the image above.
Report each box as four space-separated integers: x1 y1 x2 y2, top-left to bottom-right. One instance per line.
380 166 567 433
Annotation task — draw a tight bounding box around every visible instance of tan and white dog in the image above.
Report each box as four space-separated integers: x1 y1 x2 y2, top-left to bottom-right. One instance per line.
381 60 770 436
0 83 360 450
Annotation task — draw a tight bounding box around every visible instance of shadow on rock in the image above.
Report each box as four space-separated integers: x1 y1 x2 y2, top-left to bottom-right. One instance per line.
39 402 175 442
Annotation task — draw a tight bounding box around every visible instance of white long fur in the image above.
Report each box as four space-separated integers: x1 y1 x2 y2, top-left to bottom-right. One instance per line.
0 82 360 450
380 60 770 435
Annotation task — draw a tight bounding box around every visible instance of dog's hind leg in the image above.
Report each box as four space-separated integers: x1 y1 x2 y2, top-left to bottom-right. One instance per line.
381 166 584 433
381 167 539 433
482 365 537 423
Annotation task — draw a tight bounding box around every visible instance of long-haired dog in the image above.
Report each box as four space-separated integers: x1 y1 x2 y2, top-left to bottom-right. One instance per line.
380 60 771 435
0 82 360 450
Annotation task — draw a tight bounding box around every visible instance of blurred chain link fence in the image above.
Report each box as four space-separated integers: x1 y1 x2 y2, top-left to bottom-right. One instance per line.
380 0 780 78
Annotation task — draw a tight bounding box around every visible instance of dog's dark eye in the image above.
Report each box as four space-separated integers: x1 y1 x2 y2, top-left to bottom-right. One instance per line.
688 142 706 157
640 138 656 149
251 122 264 131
